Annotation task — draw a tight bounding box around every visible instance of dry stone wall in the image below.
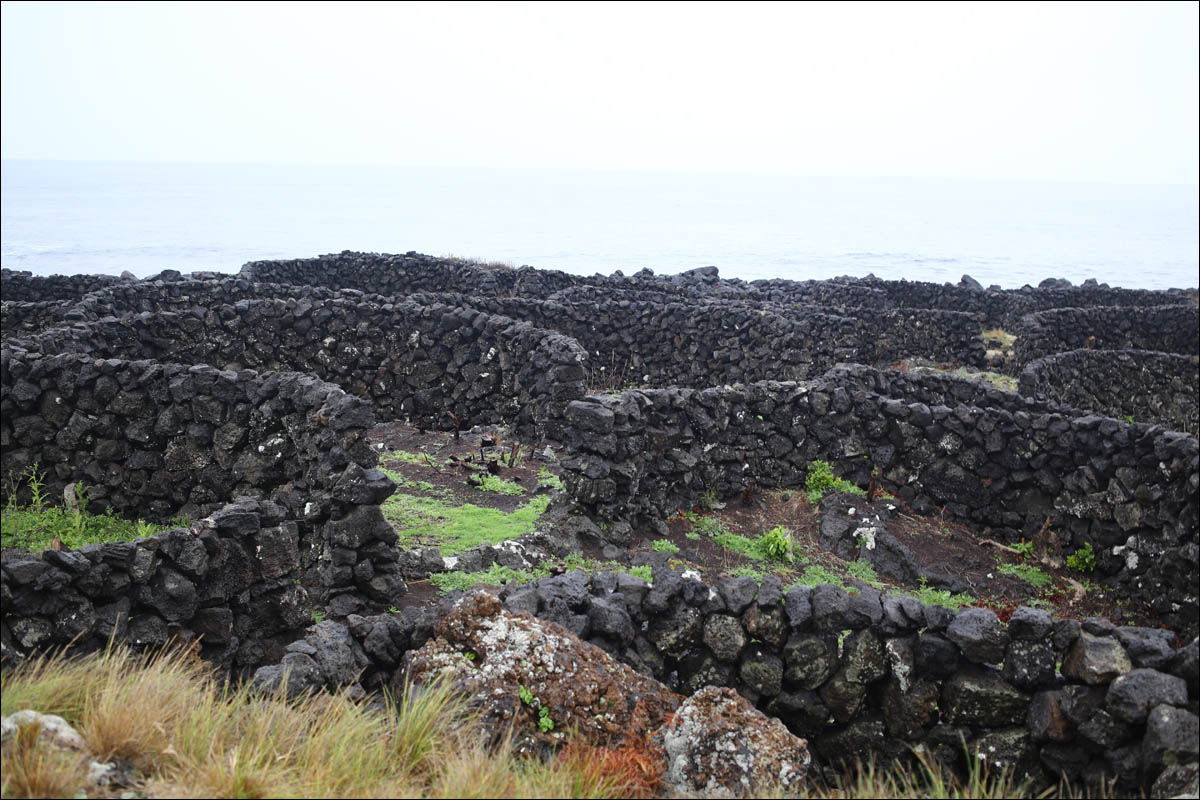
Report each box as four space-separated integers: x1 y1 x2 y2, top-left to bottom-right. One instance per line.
1013 305 1200 368
1019 350 1199 437
251 571 1200 796
1 269 132 303
557 369 1199 634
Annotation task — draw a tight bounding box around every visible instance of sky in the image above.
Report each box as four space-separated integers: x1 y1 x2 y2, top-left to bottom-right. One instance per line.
2 1 1198 184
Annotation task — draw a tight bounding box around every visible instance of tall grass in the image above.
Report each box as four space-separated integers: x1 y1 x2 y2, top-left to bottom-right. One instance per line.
2 643 1116 798
0 643 623 799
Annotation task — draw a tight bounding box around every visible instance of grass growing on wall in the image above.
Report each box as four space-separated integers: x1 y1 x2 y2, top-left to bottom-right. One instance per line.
2 466 180 552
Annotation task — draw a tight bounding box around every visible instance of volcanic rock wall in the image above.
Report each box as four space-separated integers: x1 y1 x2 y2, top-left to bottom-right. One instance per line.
557 370 1199 633
260 572 1200 795
1019 350 1200 436
1013 305 1200 367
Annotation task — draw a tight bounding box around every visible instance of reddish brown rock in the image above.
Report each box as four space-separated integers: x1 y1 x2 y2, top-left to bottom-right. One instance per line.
653 685 811 797
403 589 681 751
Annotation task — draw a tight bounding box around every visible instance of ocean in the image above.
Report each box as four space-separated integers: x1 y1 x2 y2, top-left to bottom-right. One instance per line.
2 159 1196 290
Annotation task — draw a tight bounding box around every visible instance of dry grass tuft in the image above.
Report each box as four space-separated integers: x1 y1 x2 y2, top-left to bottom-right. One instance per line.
1 721 90 799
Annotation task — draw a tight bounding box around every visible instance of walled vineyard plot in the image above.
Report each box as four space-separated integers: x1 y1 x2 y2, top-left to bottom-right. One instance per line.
2 257 1197 794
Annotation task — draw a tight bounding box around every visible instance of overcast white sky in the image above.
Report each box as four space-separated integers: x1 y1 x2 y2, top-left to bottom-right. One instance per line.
2 0 1197 183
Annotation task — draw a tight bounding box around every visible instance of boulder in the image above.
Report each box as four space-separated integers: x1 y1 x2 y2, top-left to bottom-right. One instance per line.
654 686 810 798
404 589 681 748
1061 632 1132 685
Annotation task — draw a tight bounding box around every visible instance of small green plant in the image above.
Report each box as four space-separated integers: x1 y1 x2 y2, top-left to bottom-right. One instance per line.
1014 538 1035 561
387 605 400 615
650 539 680 554
696 488 721 513
684 530 700 540
537 706 554 733
518 684 535 705
759 525 794 563
311 611 326 624
805 460 865 505
1067 541 1096 573
474 473 525 496
625 565 652 582
792 564 845 588
464 651 476 661
997 561 1053 590
428 563 537 594
846 559 883 588
536 467 564 491
1121 414 1134 424
693 516 729 537
910 577 976 609
729 565 765 581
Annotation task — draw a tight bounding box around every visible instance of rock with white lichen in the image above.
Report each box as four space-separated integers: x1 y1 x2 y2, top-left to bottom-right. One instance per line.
652 685 811 797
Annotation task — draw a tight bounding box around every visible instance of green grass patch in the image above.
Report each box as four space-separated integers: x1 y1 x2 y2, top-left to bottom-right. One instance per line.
997 561 1053 589
906 577 976 609
650 539 679 554
791 564 846 588
805 460 865 505
2 468 182 552
692 515 729 537
474 474 525 497
380 449 442 468
846 559 884 588
536 467 564 491
380 467 550 555
428 564 538 594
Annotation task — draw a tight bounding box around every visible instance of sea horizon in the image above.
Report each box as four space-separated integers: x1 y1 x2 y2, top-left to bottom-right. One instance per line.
3 158 1197 291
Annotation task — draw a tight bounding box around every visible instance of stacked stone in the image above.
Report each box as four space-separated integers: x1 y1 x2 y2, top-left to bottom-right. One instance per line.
1013 305 1199 367
1 497 310 670
5 295 588 440
0 269 132 303
558 371 1199 636
247 570 1199 795
0 300 78 340
1020 350 1199 436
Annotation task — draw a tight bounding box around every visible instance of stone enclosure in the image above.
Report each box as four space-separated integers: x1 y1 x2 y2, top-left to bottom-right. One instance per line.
2 255 1197 793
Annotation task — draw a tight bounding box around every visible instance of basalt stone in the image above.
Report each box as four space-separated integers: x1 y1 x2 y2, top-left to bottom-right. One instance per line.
326 505 394 549
126 614 169 648
1003 639 1058 690
1142 705 1200 780
643 567 684 614
1112 627 1177 670
810 583 852 633
742 603 788 649
916 631 961 677
1028 689 1075 744
765 688 828 738
251 652 325 699
190 607 234 645
923 603 955 633
1039 743 1089 782
969 728 1044 786
718 575 759 615
1105 669 1188 725
155 530 209 579
1061 632 1132 685
845 586 883 628
1151 763 1200 799
815 714 894 767
946 606 1008 665
819 668 868 723
136 566 198 622
783 633 839 690
252 524 300 580
881 675 939 740
739 645 784 697
1053 617 1081 652
880 593 924 635
1169 638 1199 698
942 667 1029 727
783 584 812 630
678 649 735 695
647 603 701 658
703 613 748 663
842 628 888 684
615 573 650 613
9 616 54 650
588 597 634 644
538 571 592 611
360 614 413 669
1074 706 1131 751
1008 606 1054 641
756 574 783 608
540 596 590 638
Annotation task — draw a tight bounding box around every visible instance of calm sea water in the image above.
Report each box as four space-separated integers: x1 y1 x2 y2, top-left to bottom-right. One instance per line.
2 160 1197 290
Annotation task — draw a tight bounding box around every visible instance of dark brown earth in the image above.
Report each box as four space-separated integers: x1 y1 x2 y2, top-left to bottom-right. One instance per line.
369 422 1165 633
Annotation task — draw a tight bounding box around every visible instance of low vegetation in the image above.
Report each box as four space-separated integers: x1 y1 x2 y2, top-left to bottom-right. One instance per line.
2 465 182 552
804 460 864 505
379 466 550 556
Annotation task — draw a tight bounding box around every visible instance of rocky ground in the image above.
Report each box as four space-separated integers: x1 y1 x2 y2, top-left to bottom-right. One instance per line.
368 422 1165 635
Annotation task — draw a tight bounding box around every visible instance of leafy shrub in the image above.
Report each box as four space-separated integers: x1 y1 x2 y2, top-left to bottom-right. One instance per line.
805 460 865 505
1067 542 1096 573
759 526 794 563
